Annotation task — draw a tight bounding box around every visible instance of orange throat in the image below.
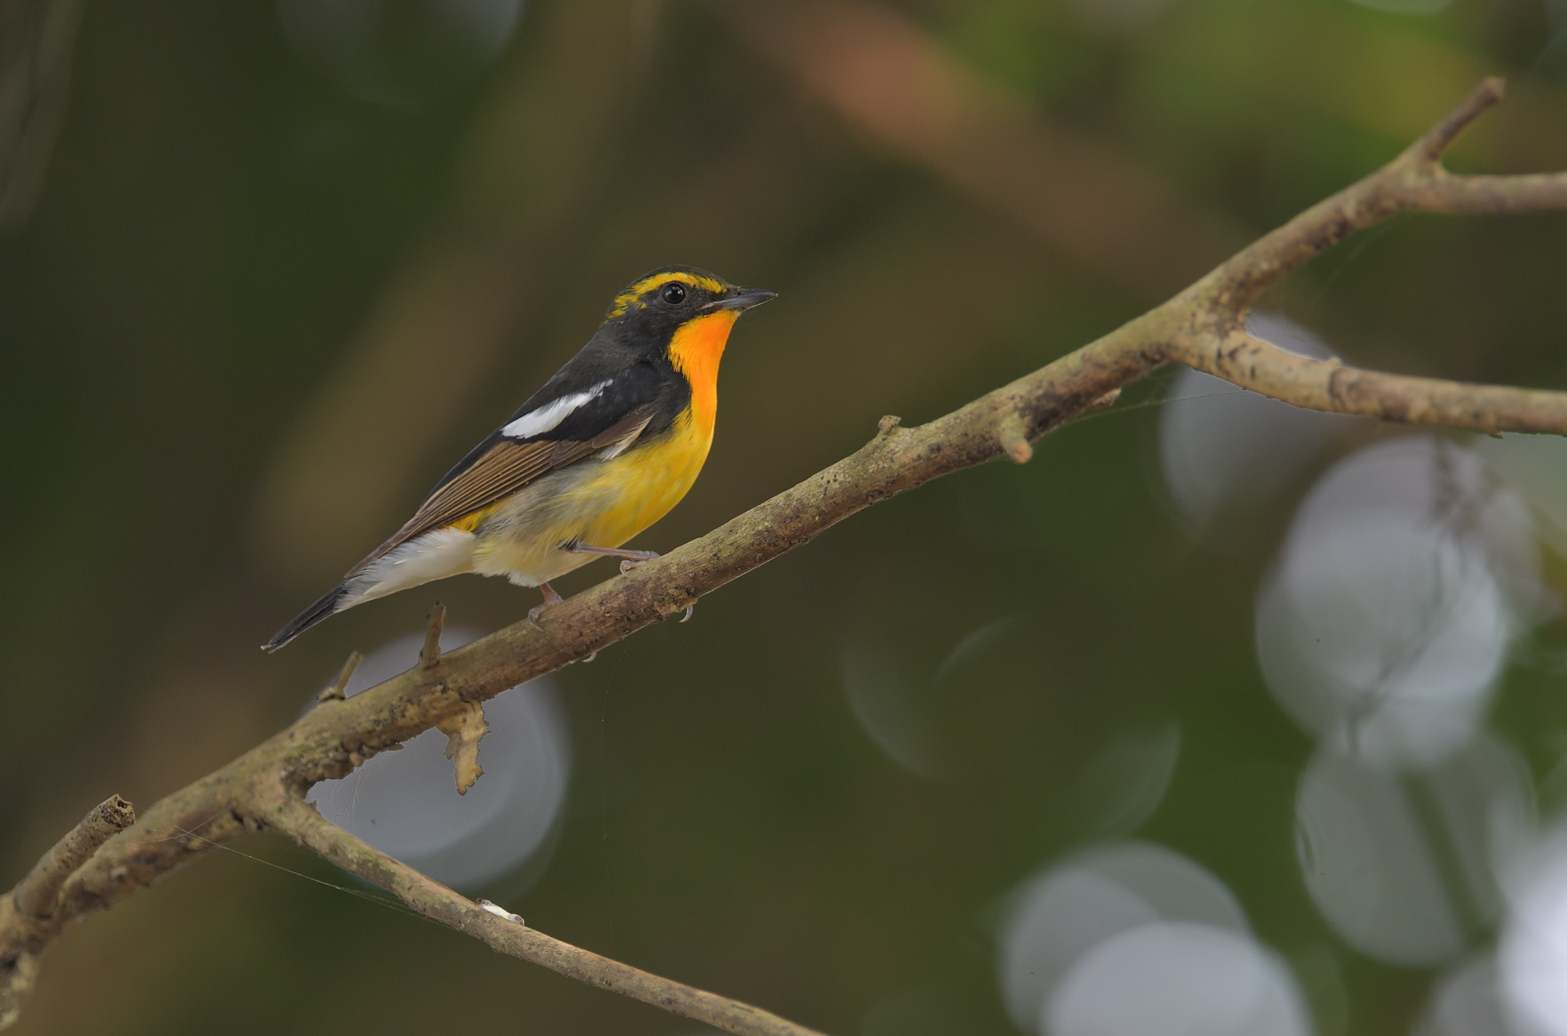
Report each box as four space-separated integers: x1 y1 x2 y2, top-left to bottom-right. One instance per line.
667 310 739 438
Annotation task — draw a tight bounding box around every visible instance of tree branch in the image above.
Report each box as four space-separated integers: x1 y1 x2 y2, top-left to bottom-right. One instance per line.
1409 74 1505 163
5 79 1567 1035
1 795 134 1028
264 798 825 1036
1176 329 1567 435
1200 78 1567 310
10 796 135 923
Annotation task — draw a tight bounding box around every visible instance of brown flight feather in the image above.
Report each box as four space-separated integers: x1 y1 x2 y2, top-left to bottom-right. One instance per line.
349 408 656 573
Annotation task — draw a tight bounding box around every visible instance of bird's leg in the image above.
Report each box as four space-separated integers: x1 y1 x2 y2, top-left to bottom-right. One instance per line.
568 542 694 623
527 581 597 661
527 581 564 626
566 542 661 565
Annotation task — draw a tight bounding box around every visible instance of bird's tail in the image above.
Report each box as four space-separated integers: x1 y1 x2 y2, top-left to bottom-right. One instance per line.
262 585 348 653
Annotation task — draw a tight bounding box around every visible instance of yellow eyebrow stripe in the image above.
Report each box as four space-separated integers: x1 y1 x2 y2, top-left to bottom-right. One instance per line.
608 271 726 318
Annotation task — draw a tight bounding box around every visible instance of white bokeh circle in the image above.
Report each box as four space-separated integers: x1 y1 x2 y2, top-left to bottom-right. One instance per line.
1046 921 1312 1036
1257 509 1509 768
998 842 1248 1032
1254 435 1541 770
308 629 570 889
1295 733 1533 967
1499 825 1567 1036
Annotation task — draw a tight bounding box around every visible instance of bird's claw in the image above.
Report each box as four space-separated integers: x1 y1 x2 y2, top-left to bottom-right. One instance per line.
529 582 564 627
614 549 661 575
606 554 692 622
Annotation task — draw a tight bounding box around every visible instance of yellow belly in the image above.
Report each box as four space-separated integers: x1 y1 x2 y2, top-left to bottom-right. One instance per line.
470 409 712 585
578 417 711 546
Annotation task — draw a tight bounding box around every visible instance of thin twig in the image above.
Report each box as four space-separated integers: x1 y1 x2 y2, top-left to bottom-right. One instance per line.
420 602 446 670
264 799 825 1036
2 795 134 1029
11 796 134 922
1178 330 1567 435
1406 76 1505 164
318 650 363 703
1202 78 1567 311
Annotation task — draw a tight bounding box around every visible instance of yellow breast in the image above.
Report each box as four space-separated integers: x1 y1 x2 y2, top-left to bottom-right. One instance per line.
577 407 713 549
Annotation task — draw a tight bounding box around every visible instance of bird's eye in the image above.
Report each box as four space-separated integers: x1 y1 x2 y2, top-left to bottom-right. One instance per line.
660 282 687 305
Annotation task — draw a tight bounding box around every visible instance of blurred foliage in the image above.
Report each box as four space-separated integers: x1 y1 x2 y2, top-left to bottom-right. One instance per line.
2 1 1567 1034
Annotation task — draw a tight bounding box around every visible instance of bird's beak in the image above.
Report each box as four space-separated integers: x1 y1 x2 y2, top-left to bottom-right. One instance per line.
704 287 778 313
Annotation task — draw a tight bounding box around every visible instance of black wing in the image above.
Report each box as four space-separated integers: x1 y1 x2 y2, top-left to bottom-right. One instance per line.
428 353 676 493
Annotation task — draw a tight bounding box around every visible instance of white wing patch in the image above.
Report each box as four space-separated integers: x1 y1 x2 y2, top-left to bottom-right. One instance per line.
501 379 613 440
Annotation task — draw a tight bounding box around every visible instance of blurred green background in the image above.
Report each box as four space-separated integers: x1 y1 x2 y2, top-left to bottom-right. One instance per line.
4 1 1567 1034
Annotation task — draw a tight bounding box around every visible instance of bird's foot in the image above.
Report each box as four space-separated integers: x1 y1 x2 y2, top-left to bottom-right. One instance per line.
527 582 564 627
567 544 693 623
610 553 695 622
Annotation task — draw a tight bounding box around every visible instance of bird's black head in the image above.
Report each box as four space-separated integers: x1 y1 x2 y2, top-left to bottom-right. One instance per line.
601 266 776 357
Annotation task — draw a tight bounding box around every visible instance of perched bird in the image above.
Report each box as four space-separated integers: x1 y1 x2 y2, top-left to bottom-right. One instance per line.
262 266 776 652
